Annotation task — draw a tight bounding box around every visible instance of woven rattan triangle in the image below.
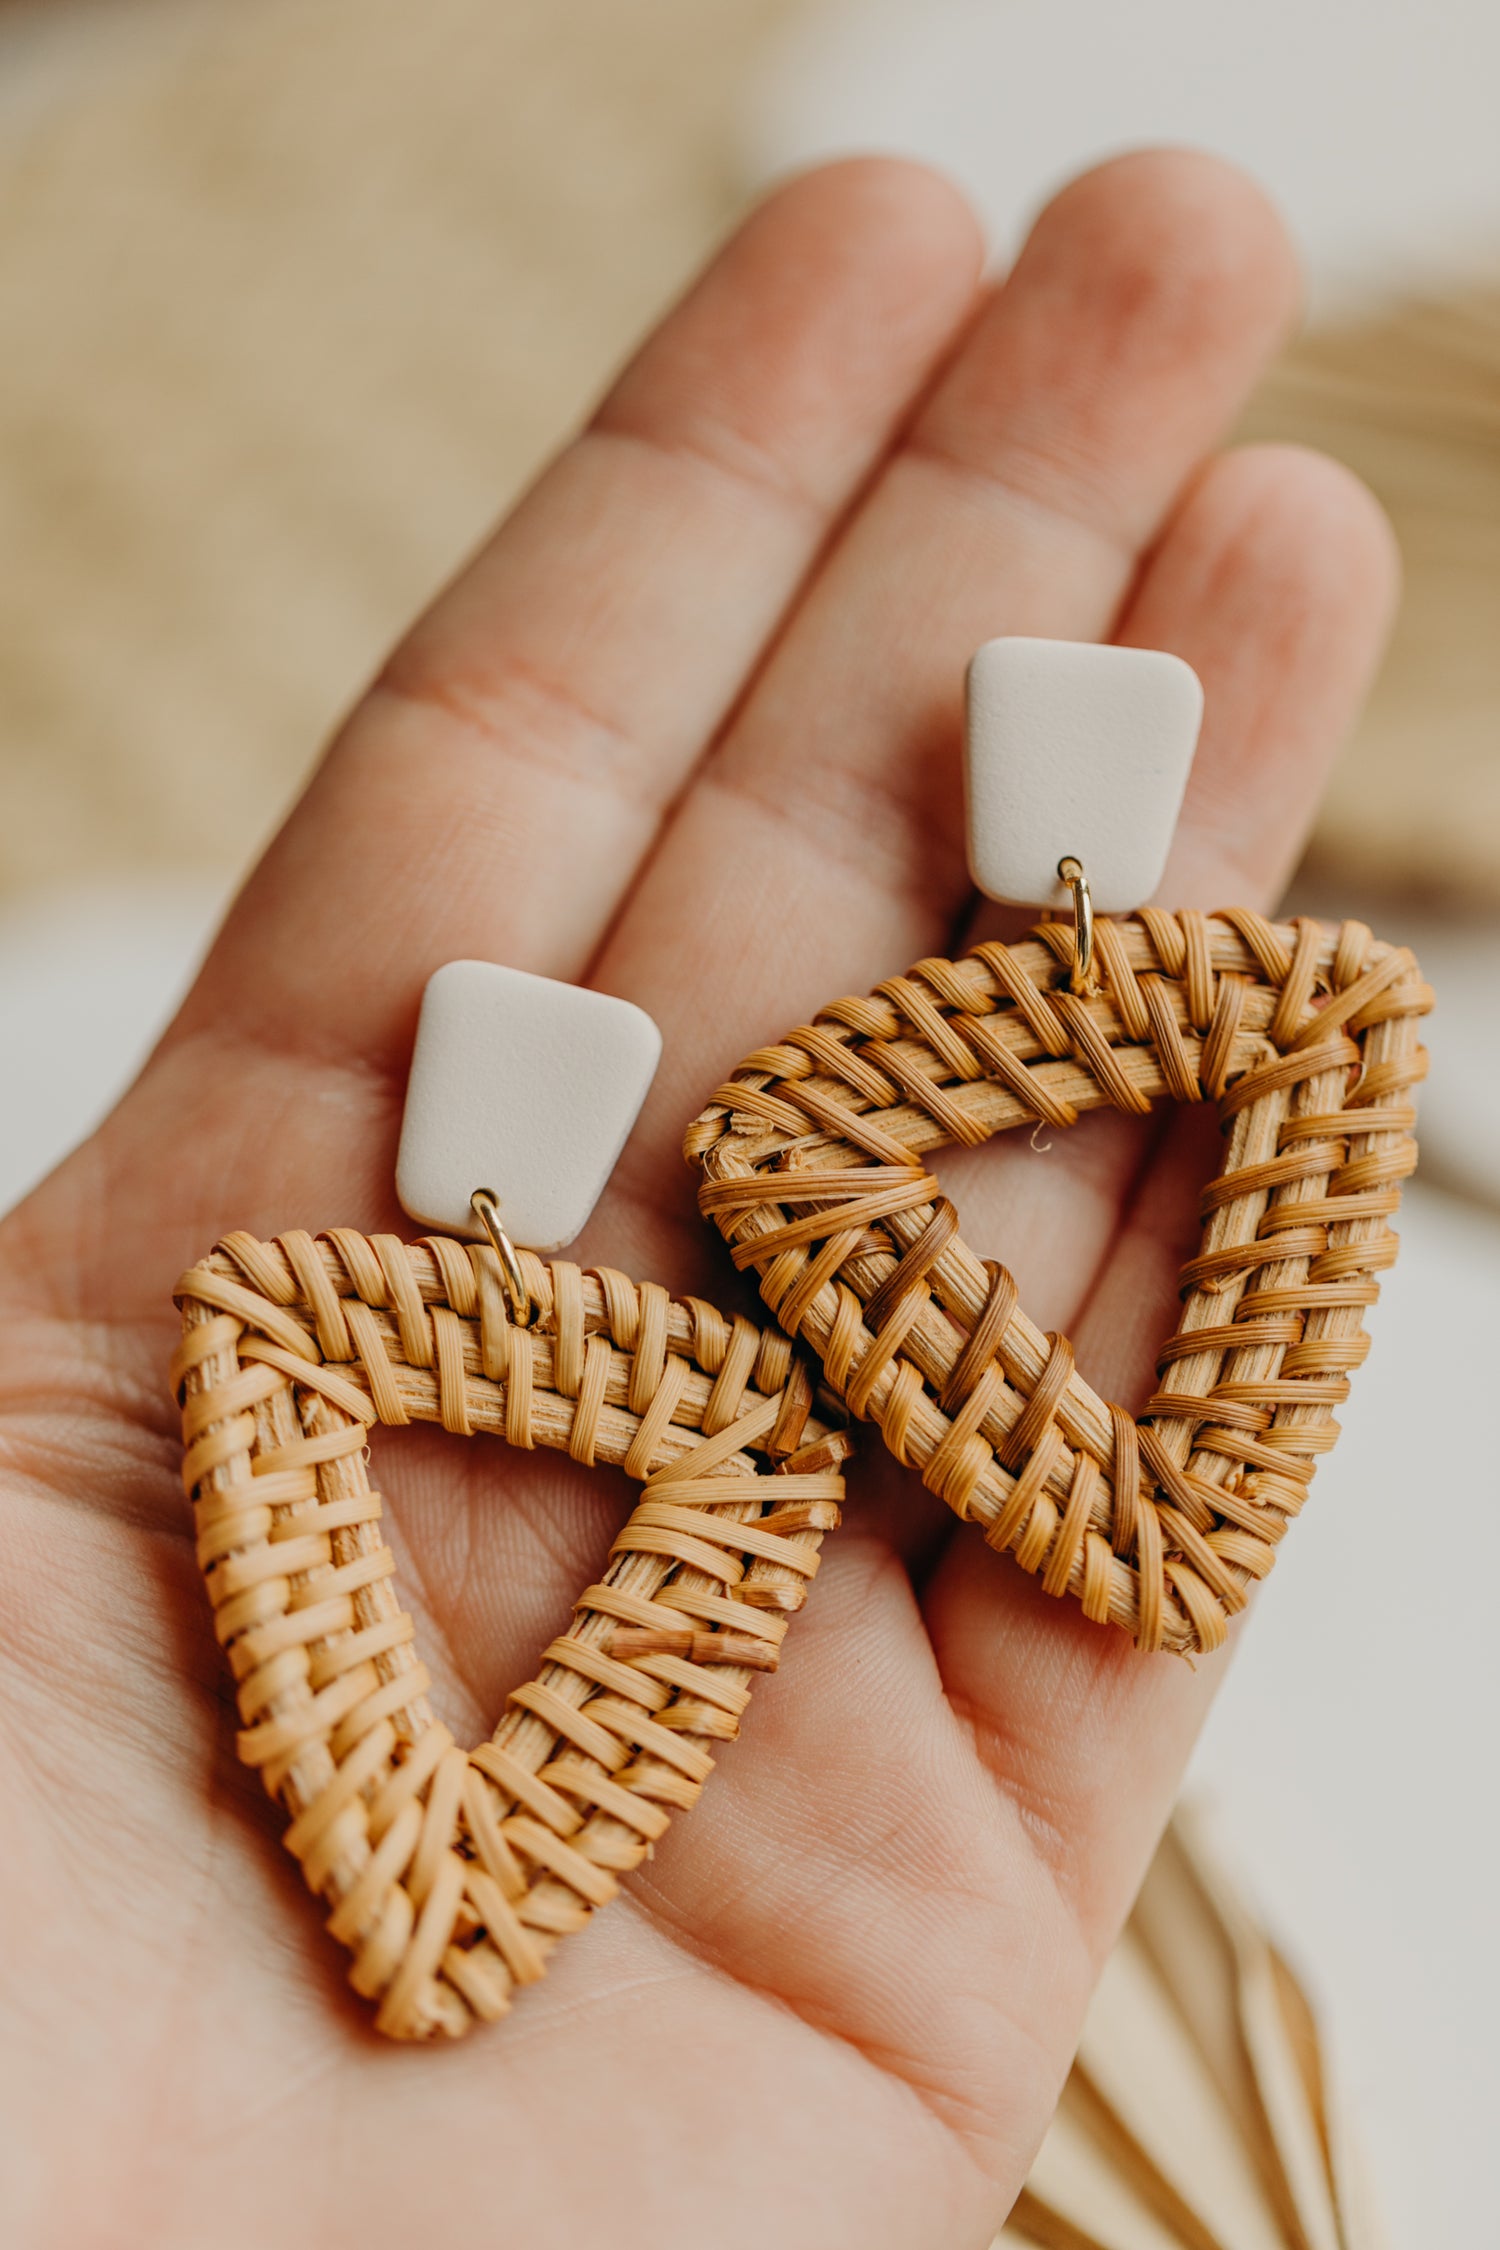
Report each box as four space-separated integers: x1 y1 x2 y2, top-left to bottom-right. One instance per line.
685 909 1430 1658
172 1229 846 2040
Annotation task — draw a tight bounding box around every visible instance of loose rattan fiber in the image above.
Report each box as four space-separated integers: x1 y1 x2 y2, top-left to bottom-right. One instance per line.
172 1228 847 2041
686 909 1431 1658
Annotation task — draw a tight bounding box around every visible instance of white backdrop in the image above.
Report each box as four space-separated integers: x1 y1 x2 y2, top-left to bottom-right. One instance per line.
747 0 1500 314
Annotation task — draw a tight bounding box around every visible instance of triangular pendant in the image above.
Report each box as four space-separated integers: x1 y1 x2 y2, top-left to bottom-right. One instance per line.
173 1229 846 2038
687 910 1429 1657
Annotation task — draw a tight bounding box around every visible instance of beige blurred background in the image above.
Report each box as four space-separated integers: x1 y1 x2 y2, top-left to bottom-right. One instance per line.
0 0 1496 912
0 0 803 899
0 1 1494 2239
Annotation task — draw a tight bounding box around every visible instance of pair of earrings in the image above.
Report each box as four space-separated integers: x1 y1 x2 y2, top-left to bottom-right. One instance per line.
173 639 1428 2038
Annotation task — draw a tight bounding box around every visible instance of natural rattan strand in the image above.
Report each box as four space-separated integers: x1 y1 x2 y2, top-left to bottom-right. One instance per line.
173 1233 848 2040
685 911 1430 1658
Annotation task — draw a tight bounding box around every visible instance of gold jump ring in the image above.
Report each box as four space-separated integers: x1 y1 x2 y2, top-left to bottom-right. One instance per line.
1057 856 1097 997
469 1189 536 1328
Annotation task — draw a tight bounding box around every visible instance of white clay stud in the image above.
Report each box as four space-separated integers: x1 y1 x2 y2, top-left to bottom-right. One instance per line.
964 638 1204 914
396 961 662 1252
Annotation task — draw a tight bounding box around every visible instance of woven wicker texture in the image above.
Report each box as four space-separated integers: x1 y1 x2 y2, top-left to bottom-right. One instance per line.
686 910 1431 1658
172 1227 847 2041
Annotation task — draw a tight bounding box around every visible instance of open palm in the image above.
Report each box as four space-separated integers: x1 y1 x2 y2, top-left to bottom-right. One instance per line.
0 153 1395 2250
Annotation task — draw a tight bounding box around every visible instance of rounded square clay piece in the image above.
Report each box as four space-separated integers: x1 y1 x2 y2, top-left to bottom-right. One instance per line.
964 638 1204 914
396 961 662 1252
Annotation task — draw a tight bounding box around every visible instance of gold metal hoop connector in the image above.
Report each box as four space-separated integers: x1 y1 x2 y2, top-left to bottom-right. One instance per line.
1057 855 1097 997
469 1188 536 1328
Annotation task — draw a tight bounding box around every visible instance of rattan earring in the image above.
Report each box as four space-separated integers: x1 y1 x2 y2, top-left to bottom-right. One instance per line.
172 961 847 2040
685 640 1431 1659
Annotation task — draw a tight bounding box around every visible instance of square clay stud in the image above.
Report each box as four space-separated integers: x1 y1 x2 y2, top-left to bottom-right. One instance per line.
396 962 662 1252
965 638 1204 914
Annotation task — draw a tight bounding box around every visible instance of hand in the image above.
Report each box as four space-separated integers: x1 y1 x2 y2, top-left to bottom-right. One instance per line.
0 152 1394 2250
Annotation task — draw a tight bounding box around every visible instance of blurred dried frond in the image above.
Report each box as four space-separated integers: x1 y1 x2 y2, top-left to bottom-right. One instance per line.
1000 1813 1387 2250
1243 282 1500 908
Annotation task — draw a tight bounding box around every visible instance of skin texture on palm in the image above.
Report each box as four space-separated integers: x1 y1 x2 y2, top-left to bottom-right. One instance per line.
0 153 1396 2249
